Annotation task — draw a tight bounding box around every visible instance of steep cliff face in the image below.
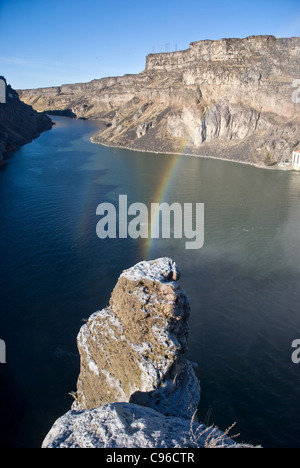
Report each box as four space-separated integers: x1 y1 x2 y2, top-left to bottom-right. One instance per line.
18 36 300 166
43 258 256 449
0 79 53 165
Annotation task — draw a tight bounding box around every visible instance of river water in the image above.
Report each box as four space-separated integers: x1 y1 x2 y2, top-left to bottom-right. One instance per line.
0 116 300 448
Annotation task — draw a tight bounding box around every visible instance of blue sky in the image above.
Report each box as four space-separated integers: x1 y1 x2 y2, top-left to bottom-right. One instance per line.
0 0 300 89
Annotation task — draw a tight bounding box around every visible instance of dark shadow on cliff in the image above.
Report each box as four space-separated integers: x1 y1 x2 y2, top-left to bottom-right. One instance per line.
46 109 77 118
129 356 200 420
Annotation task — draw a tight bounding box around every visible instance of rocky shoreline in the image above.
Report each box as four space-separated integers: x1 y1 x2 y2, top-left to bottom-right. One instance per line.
90 136 286 171
42 258 259 448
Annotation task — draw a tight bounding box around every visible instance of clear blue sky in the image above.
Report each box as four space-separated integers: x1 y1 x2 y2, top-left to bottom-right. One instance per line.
0 0 300 89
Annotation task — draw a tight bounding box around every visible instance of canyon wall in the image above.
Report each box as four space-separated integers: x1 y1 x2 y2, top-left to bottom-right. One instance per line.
18 36 300 166
0 78 53 166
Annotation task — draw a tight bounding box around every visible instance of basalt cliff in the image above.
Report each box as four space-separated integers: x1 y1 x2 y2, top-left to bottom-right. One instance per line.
0 77 53 167
19 36 300 166
42 258 256 448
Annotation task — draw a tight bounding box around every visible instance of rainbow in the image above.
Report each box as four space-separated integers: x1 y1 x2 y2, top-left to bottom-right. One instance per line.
144 149 188 259
83 90 229 255
143 89 234 258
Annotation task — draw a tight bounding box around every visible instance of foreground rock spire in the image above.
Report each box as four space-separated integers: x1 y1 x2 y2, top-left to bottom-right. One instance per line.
73 257 200 419
43 258 254 448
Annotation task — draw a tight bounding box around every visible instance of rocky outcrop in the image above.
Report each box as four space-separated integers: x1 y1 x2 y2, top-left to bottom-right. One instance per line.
72 258 200 420
0 78 53 166
18 35 300 166
42 259 202 448
42 402 233 449
42 258 259 448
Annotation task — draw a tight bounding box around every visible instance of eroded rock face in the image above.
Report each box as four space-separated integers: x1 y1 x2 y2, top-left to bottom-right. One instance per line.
42 403 194 448
41 258 261 448
18 36 300 166
0 79 53 164
42 402 232 449
73 258 200 420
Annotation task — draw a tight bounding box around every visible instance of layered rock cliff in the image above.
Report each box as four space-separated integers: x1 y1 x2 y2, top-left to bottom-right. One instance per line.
42 258 250 448
19 35 300 166
0 78 53 166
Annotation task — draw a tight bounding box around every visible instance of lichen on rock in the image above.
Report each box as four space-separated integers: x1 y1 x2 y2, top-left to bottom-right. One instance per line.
41 402 231 449
42 258 261 448
72 257 200 419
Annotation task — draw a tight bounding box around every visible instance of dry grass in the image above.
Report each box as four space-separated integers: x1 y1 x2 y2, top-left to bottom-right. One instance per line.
189 411 262 449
